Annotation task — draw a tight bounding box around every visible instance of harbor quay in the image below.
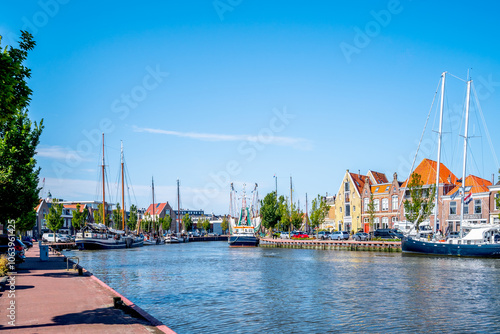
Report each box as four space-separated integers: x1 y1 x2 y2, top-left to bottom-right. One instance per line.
0 243 175 333
259 237 402 252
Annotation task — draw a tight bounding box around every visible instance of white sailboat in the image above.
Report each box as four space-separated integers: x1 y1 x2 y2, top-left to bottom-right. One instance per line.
402 72 500 257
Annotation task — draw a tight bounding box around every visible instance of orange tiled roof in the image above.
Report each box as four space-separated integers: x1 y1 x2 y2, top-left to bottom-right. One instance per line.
369 171 388 184
446 175 492 195
146 202 168 215
402 159 458 187
370 184 391 194
34 199 43 212
63 204 86 212
349 173 366 195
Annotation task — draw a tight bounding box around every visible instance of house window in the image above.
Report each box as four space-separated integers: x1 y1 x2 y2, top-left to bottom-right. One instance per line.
382 198 389 211
450 201 456 215
364 218 369 224
340 207 342 213
382 217 388 228
474 199 481 214
364 198 369 211
345 181 350 192
495 194 499 210
353 205 356 212
374 199 380 212
374 217 380 230
345 204 351 217
392 216 397 223
392 196 398 210
463 203 468 214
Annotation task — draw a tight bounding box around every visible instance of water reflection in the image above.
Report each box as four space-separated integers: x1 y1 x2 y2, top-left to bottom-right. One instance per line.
67 242 500 333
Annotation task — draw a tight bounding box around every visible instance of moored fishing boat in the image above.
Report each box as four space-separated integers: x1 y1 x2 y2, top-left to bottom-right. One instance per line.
228 183 260 247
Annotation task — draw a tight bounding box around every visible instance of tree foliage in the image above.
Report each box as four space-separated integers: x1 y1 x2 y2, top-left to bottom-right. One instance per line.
0 31 44 231
260 192 280 230
182 213 192 232
309 195 330 232
366 194 376 231
202 219 210 233
112 203 122 229
161 214 171 232
71 204 88 231
46 200 63 240
127 204 138 231
93 203 110 226
221 216 228 234
403 173 436 230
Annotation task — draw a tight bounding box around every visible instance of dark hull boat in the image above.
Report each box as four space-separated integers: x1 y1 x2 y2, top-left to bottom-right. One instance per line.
228 234 259 247
402 235 500 258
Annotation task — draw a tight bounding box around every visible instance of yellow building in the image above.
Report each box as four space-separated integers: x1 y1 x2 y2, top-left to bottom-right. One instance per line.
334 170 366 232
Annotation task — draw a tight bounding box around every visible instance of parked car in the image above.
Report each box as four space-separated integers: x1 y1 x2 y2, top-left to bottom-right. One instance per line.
21 236 33 248
374 229 403 239
330 231 349 240
353 232 370 241
0 234 26 263
317 231 331 240
280 231 290 239
292 231 309 239
42 233 69 242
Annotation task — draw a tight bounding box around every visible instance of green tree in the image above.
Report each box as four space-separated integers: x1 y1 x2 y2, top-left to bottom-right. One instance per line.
46 200 63 242
162 214 172 232
93 203 110 226
141 213 152 232
403 173 436 231
260 192 280 232
309 195 331 235
366 194 376 232
0 31 44 232
277 195 290 231
127 204 138 231
112 203 122 229
202 219 210 233
182 213 192 232
71 204 88 232
290 203 303 230
221 216 228 234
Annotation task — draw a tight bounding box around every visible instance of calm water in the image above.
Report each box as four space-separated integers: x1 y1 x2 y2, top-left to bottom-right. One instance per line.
66 242 500 333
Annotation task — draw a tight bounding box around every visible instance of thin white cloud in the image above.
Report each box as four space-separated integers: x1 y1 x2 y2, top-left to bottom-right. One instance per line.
36 145 91 162
133 126 313 150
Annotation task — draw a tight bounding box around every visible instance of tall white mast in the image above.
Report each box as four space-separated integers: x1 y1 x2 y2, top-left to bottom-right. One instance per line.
434 72 446 233
460 79 472 238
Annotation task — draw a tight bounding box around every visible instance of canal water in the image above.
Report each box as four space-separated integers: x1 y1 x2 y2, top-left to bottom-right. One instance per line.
66 242 500 333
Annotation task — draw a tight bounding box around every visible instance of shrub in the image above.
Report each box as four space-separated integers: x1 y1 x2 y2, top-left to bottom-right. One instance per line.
0 255 9 277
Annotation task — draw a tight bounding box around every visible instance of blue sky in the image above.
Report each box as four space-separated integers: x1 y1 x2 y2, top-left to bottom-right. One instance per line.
2 0 500 214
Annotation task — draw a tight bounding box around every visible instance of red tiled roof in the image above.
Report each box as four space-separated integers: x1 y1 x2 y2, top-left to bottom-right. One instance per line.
349 173 366 195
446 175 492 195
369 171 388 184
146 202 168 215
402 159 458 187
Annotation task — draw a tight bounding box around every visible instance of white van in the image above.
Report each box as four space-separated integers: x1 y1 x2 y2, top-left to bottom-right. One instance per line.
42 233 69 242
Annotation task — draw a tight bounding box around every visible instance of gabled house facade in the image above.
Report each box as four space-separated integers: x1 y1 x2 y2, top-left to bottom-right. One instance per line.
145 202 175 230
361 172 401 232
398 158 458 231
488 182 500 225
442 175 492 232
334 170 366 232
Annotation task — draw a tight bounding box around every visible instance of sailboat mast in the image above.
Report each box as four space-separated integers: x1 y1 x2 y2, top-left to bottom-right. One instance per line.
460 79 472 238
121 141 125 231
152 177 155 234
102 133 106 226
434 72 446 233
177 179 180 233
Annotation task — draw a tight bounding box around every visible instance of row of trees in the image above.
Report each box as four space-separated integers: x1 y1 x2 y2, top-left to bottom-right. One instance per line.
260 192 330 234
